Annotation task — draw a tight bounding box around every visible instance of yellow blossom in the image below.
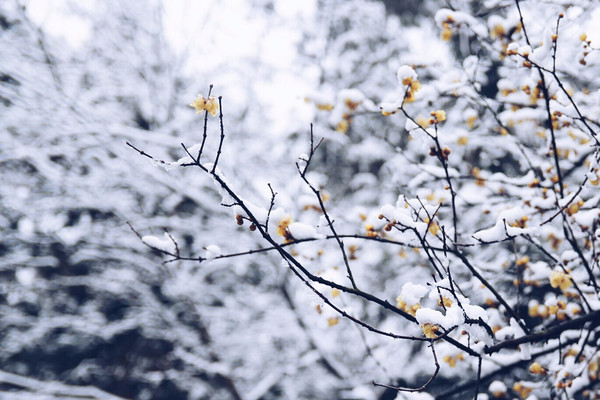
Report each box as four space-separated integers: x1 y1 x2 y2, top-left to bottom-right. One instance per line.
365 223 378 238
589 360 599 379
396 296 406 310
529 362 546 375
491 24 505 39
438 297 452 307
327 317 339 327
516 256 530 266
441 28 453 41
336 120 349 133
528 304 539 317
421 323 440 338
316 103 334 111
428 221 440 236
190 94 219 116
276 216 292 237
396 296 420 316
513 382 533 399
550 270 573 291
431 110 447 123
416 115 431 128
403 80 421 103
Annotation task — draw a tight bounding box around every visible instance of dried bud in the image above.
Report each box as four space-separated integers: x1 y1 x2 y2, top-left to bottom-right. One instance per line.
442 147 451 159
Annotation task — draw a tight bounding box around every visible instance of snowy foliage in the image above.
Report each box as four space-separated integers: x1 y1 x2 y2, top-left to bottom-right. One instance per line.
3 0 600 399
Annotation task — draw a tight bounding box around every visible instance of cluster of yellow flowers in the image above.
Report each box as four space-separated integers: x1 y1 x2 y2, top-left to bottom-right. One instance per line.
421 323 440 339
364 223 379 238
395 296 421 316
512 382 533 399
401 75 421 104
549 270 573 292
429 109 446 124
442 353 464 367
276 215 293 243
189 94 219 116
528 300 568 319
528 362 546 375
588 359 599 381
439 15 455 42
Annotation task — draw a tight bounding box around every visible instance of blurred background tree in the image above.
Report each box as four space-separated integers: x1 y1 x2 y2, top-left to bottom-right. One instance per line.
2 0 600 399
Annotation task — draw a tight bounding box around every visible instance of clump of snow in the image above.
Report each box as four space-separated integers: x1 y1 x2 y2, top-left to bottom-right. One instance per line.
142 233 176 254
288 222 324 240
203 245 222 260
507 42 519 52
561 250 579 265
573 209 599 228
396 391 435 400
396 65 417 84
489 381 507 393
495 318 526 341
339 88 365 104
415 302 468 331
416 308 446 327
380 101 401 114
15 268 36 286
234 201 270 226
473 209 537 242
399 282 428 305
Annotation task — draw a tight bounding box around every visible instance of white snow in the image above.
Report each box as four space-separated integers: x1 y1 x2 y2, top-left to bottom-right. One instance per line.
203 245 222 260
488 381 507 393
573 209 599 227
287 222 324 240
415 308 446 327
399 282 429 305
396 65 417 84
15 268 36 286
142 233 176 254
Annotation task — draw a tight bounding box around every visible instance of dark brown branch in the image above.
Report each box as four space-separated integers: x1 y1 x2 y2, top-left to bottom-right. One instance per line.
452 248 531 334
483 309 600 354
435 336 579 399
297 125 358 289
211 96 225 173
197 84 213 161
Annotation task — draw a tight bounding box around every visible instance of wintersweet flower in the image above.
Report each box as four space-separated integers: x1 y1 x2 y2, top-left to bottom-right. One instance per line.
549 270 573 291
431 110 446 123
529 362 546 375
276 215 292 237
421 323 440 338
190 94 219 116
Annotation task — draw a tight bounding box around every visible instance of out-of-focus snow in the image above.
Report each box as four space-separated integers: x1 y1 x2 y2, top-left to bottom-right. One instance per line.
142 233 176 254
